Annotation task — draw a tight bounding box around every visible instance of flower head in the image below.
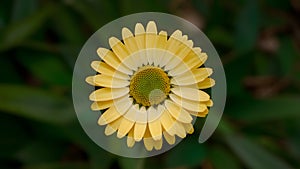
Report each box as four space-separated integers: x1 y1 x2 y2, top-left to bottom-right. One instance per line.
86 21 215 151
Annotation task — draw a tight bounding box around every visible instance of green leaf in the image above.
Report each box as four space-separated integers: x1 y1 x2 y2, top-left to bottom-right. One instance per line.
0 85 74 125
209 146 241 169
207 27 234 48
0 5 52 51
265 0 291 10
11 0 38 21
17 52 72 86
235 0 261 54
89 150 112 169
64 0 107 30
119 158 144 169
227 96 300 123
23 162 89 169
0 114 30 159
51 5 85 44
0 56 22 83
224 53 252 96
254 52 273 75
58 44 82 69
62 123 113 169
225 135 292 169
165 136 206 168
277 38 299 75
0 0 12 29
119 0 167 15
15 141 65 165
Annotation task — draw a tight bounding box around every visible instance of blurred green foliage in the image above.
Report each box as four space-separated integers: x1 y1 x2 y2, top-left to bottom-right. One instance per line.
0 0 300 169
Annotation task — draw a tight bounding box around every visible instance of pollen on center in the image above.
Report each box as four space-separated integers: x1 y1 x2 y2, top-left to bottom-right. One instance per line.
129 66 170 107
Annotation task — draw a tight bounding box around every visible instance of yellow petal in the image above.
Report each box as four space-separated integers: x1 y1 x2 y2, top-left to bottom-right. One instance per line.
123 104 138 122
85 76 98 86
89 88 129 101
159 50 175 68
134 23 147 65
109 36 138 70
134 23 145 48
146 21 157 65
127 50 148 69
148 117 162 141
181 122 194 134
163 131 175 145
91 100 113 111
109 37 130 61
135 106 147 124
114 95 133 113
135 23 146 36
148 105 164 123
122 27 139 70
104 117 122 135
123 104 151 124
93 74 129 88
91 61 129 80
164 40 193 71
153 139 163 150
197 78 215 89
168 49 207 76
192 50 208 68
183 34 189 40
143 126 154 151
122 27 139 53
154 31 168 66
127 128 135 147
189 108 209 117
146 21 157 34
87 74 129 88
165 30 183 53
156 31 168 48
134 123 147 141
198 108 209 117
160 108 177 136
169 94 207 112
98 106 123 125
97 96 132 125
171 68 213 85
173 121 186 138
171 87 210 101
97 48 132 75
164 100 193 123
204 99 213 107
117 117 135 138
159 30 182 67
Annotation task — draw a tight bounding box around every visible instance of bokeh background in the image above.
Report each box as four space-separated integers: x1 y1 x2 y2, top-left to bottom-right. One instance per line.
1 0 300 169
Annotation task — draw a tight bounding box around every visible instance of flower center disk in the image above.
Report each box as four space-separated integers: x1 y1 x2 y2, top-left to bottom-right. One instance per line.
129 66 170 107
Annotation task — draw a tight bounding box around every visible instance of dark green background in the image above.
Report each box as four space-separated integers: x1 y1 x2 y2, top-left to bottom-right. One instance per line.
0 0 300 169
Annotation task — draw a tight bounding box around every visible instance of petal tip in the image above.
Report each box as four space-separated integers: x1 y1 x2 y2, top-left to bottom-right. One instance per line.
98 116 107 125
171 30 182 40
152 135 162 141
85 76 94 85
97 48 109 58
117 132 125 138
146 21 157 34
135 23 145 35
89 92 96 101
122 27 133 39
109 37 120 47
159 31 167 36
90 102 99 111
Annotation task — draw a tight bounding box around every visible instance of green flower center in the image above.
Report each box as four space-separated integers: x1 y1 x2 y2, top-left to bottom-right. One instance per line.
129 66 170 107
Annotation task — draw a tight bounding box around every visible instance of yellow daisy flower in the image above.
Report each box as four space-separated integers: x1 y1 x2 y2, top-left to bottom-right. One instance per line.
86 21 215 151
